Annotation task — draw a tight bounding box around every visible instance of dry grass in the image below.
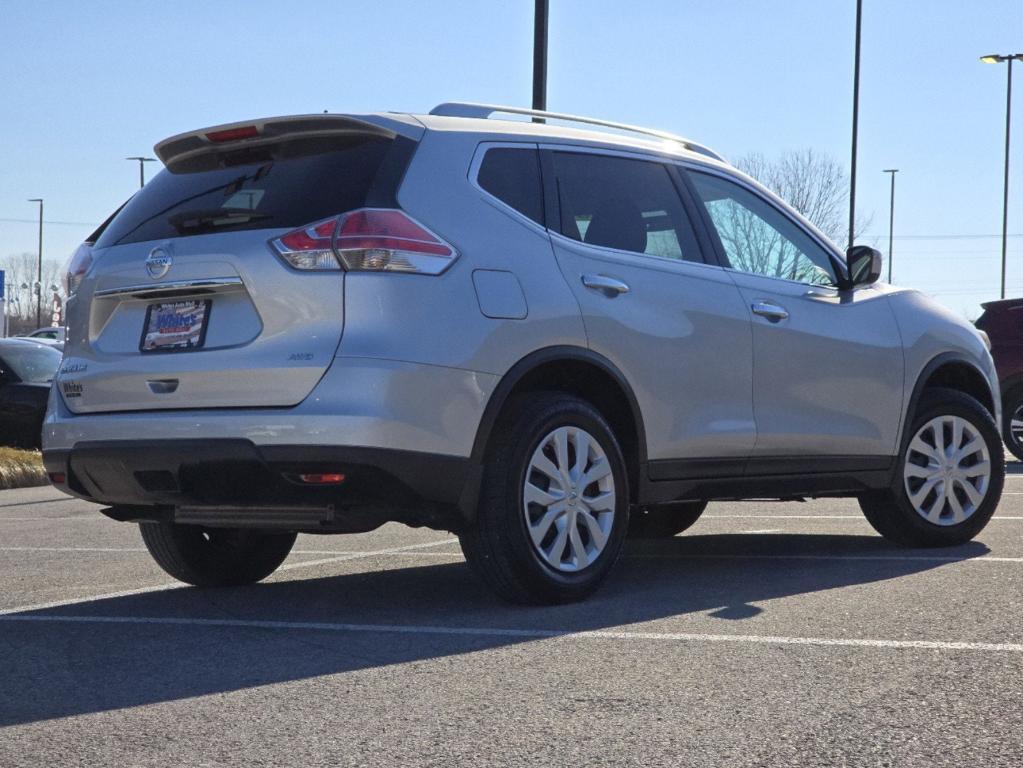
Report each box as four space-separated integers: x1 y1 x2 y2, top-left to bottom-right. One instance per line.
0 447 49 489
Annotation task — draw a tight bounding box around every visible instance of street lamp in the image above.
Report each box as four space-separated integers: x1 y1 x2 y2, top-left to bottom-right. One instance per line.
27 198 42 329
980 53 1023 299
126 156 156 188
883 169 898 283
848 0 863 251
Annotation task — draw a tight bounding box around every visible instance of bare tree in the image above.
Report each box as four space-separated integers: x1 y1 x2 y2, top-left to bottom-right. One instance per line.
736 149 870 247
1 252 66 333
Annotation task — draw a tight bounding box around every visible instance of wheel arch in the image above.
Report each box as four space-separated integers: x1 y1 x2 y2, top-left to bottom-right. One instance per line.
460 346 647 515
906 353 997 435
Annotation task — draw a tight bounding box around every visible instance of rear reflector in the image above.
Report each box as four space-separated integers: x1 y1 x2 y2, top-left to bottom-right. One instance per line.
205 125 260 143
269 208 457 275
297 473 346 485
48 472 67 484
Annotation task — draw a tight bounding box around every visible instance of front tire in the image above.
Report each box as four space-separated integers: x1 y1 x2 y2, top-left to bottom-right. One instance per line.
460 392 630 604
859 387 1004 547
139 522 297 587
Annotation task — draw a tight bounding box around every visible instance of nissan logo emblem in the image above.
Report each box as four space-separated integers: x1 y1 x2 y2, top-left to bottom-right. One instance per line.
146 248 172 279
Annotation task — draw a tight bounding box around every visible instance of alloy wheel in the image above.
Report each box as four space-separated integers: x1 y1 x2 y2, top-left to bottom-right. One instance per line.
903 415 991 526
522 426 616 572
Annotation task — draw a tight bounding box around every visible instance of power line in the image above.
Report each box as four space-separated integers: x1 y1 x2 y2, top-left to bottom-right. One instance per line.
0 216 96 227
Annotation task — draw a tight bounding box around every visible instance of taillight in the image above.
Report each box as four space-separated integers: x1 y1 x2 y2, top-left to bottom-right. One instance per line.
269 218 342 271
64 242 93 296
269 209 457 275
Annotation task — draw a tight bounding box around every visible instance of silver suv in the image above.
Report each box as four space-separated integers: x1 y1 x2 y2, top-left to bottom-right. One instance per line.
44 103 1005 603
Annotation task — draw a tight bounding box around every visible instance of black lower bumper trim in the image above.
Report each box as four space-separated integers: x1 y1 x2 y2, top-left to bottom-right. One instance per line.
43 440 470 531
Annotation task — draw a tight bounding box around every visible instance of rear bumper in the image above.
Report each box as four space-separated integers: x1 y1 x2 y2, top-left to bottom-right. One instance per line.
43 439 472 532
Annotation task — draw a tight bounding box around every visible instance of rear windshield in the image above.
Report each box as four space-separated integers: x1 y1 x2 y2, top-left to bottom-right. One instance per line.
1 344 61 383
96 135 411 248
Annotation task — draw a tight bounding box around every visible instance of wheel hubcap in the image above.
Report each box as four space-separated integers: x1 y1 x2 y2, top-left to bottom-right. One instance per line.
903 415 991 526
1010 405 1023 449
522 426 616 572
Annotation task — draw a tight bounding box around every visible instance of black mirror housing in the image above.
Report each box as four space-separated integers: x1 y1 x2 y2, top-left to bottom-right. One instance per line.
845 245 883 288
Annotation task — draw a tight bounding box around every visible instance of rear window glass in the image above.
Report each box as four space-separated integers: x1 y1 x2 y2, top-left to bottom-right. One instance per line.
477 147 544 224
0 344 60 383
96 136 405 247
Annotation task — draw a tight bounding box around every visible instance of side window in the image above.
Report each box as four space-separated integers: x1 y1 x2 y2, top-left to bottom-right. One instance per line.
477 147 544 225
688 171 839 287
548 151 702 262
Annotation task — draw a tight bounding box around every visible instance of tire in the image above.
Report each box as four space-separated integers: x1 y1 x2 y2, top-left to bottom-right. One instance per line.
859 387 1004 547
628 501 708 539
139 522 297 587
1001 386 1023 462
459 392 630 604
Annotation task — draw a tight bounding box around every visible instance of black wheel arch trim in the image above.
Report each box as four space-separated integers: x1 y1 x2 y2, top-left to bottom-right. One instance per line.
469 345 648 466
903 352 997 444
458 346 648 517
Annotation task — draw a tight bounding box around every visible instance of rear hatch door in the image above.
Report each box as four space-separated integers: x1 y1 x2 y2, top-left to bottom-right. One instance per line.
59 115 417 413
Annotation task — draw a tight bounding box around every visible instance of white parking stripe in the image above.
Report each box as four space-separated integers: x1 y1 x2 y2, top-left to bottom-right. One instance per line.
704 514 1023 520
1 613 1020 653
0 538 457 616
4 546 1023 564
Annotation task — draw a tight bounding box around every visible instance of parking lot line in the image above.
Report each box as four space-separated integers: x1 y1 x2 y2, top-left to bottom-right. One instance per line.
1 612 1020 653
704 514 1023 520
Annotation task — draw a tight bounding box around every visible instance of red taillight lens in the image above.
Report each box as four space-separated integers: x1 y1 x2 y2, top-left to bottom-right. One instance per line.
64 242 93 296
205 125 260 143
269 218 341 271
335 208 457 274
268 209 457 275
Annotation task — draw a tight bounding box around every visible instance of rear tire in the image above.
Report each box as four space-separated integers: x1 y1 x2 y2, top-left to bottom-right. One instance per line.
459 392 629 604
139 522 297 587
628 501 707 538
859 387 1003 547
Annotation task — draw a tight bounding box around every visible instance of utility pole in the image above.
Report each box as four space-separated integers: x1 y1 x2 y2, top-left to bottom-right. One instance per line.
848 0 863 251
27 198 43 329
883 169 898 283
532 0 549 117
126 156 156 188
980 54 1022 299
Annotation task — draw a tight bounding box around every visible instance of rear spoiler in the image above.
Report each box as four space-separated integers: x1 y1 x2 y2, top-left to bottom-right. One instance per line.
154 114 421 171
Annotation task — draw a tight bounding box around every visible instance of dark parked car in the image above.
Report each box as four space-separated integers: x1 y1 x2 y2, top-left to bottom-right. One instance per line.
975 298 1023 459
0 339 61 449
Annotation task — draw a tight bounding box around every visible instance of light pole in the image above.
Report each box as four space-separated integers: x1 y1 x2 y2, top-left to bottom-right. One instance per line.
126 156 156 188
981 53 1023 299
27 198 43 329
848 0 863 251
883 169 898 282
532 0 549 120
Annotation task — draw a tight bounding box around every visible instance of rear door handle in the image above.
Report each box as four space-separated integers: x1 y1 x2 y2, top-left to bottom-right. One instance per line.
581 274 630 296
751 300 789 322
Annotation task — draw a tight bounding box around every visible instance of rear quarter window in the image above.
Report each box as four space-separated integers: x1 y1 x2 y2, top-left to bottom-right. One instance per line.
96 135 413 247
476 147 544 225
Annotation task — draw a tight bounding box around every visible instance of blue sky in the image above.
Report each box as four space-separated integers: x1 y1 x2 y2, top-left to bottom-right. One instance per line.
1 0 1021 317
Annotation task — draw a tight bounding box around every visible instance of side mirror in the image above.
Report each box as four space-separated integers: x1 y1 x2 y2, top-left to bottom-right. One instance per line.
845 245 883 287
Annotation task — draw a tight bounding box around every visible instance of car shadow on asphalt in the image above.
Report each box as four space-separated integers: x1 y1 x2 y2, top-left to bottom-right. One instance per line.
0 532 990 726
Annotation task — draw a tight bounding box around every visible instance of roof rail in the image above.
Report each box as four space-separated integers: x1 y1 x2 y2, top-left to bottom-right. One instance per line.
428 102 725 162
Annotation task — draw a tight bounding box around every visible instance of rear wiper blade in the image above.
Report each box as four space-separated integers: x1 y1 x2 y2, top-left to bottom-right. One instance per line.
167 208 271 233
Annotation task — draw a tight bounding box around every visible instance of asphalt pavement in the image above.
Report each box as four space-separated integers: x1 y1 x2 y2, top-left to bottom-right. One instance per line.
2 473 1022 766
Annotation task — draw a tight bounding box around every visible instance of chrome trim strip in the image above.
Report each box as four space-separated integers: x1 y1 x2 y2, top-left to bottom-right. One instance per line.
94 277 244 298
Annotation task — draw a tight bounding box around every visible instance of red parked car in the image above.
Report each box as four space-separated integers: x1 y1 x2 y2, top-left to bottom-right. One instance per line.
975 298 1023 460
